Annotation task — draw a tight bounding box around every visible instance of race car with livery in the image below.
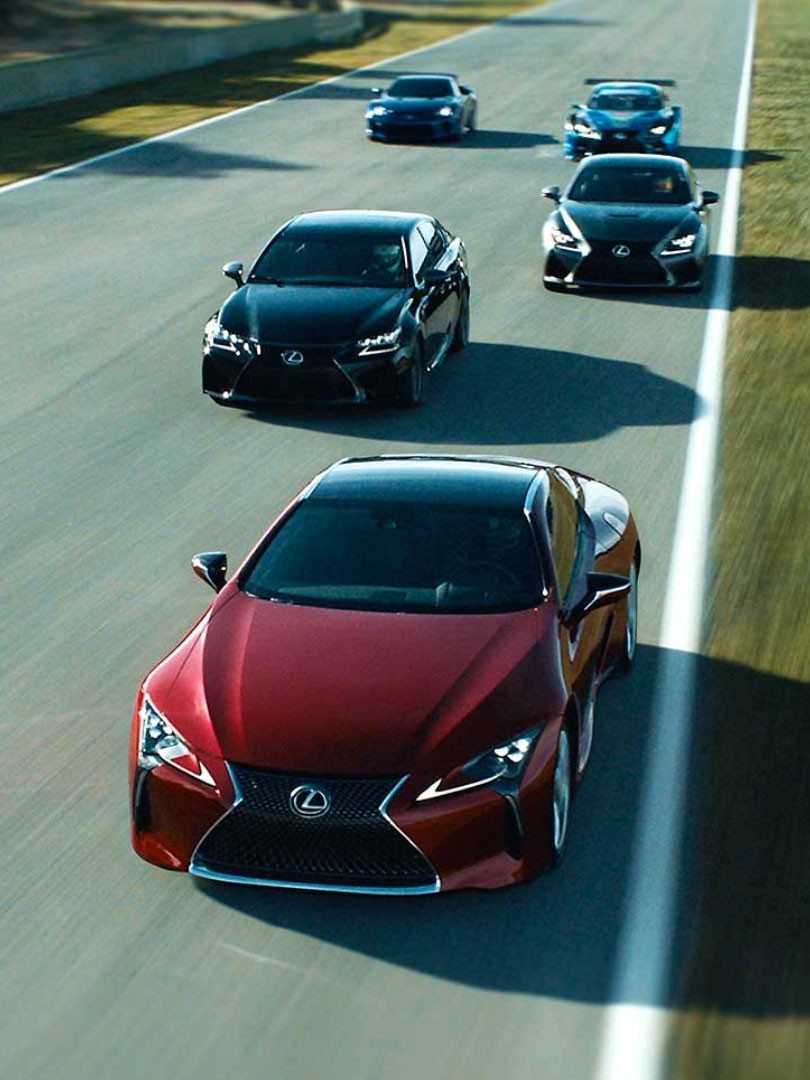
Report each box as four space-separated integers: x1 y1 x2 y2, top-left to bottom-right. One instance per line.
564 79 682 160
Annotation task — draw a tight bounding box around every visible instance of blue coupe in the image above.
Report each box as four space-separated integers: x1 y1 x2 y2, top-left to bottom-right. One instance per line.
365 74 478 143
564 80 682 160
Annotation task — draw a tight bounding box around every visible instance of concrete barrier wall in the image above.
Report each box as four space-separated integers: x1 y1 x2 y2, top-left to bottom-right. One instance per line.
0 9 364 114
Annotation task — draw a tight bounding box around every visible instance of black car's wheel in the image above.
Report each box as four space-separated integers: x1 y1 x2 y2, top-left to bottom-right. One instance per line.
397 343 424 408
550 725 573 867
616 559 639 673
450 291 470 354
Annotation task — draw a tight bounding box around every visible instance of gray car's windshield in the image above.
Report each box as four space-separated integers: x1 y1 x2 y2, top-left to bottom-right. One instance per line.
250 233 408 288
242 500 543 613
589 90 662 111
388 77 455 99
568 166 692 205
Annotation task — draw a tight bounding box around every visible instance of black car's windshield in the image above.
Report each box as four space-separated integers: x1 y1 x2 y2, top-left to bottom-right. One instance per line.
388 76 454 99
568 166 692 205
250 233 408 289
589 90 662 111
242 500 543 614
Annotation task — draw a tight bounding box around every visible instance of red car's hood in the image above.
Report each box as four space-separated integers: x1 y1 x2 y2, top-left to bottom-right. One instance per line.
160 590 558 776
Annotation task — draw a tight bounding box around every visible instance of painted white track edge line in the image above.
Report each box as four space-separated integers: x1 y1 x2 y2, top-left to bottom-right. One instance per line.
593 2 758 1079
0 0 564 196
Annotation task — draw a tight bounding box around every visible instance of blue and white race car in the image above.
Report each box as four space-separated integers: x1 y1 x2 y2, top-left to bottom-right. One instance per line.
564 79 682 160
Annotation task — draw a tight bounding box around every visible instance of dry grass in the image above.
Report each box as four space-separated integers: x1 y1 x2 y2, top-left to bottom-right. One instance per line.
0 0 544 185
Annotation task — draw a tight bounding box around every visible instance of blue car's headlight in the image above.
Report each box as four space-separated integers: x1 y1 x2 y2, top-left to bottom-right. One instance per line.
438 105 456 117
649 123 668 135
416 727 544 802
368 105 389 118
574 119 596 135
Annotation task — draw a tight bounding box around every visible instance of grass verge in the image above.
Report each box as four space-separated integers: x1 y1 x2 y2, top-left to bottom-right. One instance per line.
0 0 545 186
670 2 810 1078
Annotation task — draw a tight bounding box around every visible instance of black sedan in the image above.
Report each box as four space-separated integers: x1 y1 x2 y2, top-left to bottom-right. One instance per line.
202 210 470 408
541 154 719 290
365 74 477 143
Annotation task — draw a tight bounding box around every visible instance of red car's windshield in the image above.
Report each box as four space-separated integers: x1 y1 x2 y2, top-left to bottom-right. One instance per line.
242 500 543 613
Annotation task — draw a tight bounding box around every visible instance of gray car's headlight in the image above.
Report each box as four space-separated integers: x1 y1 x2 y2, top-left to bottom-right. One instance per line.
660 231 697 256
139 695 216 787
416 726 544 802
357 328 402 355
203 318 256 360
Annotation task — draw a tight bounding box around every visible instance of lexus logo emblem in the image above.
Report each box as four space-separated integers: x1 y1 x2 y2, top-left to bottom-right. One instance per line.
290 785 331 817
612 244 631 258
281 350 304 366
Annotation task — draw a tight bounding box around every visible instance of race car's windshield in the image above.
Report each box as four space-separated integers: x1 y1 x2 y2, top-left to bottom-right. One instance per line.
388 76 455 99
589 90 662 111
242 500 544 613
568 165 692 205
250 233 408 289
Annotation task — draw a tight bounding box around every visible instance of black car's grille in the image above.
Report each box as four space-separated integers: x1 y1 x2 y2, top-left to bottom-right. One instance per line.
238 344 356 402
382 122 440 141
576 239 666 285
192 767 437 890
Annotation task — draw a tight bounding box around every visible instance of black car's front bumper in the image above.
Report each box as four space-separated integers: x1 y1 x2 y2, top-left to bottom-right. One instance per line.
202 343 404 406
544 240 703 289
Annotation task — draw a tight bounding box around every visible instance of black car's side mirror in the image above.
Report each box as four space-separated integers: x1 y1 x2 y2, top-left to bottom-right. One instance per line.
192 552 228 593
541 185 561 203
422 267 452 287
222 261 244 287
699 190 720 208
565 572 630 625
459 84 474 95
370 87 382 98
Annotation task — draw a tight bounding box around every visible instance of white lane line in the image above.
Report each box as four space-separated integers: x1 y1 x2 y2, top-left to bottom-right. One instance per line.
0 0 565 197
594 3 758 1079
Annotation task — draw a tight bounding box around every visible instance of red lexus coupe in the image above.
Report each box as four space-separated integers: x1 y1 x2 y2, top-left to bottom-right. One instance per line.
129 455 640 893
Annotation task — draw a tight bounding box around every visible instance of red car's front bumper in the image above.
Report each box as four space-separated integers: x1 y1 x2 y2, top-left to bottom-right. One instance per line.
129 718 562 894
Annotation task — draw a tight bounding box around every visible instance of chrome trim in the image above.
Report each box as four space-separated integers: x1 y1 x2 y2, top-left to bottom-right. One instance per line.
416 772 502 802
332 358 367 403
189 768 441 895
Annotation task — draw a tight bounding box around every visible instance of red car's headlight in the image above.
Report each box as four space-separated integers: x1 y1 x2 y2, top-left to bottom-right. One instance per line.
138 694 216 788
415 726 544 803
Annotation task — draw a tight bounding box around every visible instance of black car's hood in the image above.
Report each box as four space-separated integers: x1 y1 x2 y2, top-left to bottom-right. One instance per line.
382 95 455 115
563 200 696 242
219 284 407 345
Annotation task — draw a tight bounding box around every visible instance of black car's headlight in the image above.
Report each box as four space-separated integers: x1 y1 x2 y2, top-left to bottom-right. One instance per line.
543 220 583 252
203 317 256 361
416 726 544 802
357 328 402 355
138 695 216 787
660 231 697 256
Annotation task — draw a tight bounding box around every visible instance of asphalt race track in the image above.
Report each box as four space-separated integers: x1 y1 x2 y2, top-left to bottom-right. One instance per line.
0 1 756 1078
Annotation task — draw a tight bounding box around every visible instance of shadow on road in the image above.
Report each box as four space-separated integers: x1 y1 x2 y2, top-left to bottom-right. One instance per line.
679 145 783 170
241 342 697 443
197 646 810 1019
55 139 314 179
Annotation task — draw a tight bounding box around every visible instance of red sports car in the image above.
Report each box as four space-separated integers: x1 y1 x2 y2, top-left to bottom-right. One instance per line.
130 455 640 893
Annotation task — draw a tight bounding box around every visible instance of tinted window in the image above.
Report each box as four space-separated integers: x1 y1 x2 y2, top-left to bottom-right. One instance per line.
242 500 543 614
250 232 407 288
388 77 455 99
547 473 579 600
410 228 430 279
589 90 662 110
568 165 692 205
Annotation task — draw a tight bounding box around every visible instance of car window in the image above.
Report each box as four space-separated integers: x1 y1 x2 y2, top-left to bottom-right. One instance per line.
418 222 445 268
250 231 407 289
547 472 579 602
589 90 662 110
568 165 692 205
409 228 430 281
388 76 455 98
241 499 544 614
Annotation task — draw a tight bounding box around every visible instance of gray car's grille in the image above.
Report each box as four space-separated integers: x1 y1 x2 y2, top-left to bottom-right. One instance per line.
192 767 437 889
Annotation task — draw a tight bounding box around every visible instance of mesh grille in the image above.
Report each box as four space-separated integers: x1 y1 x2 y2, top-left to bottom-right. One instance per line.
577 241 666 285
192 767 437 889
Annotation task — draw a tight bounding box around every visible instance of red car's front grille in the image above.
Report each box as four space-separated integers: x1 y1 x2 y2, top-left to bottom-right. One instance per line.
192 766 437 889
